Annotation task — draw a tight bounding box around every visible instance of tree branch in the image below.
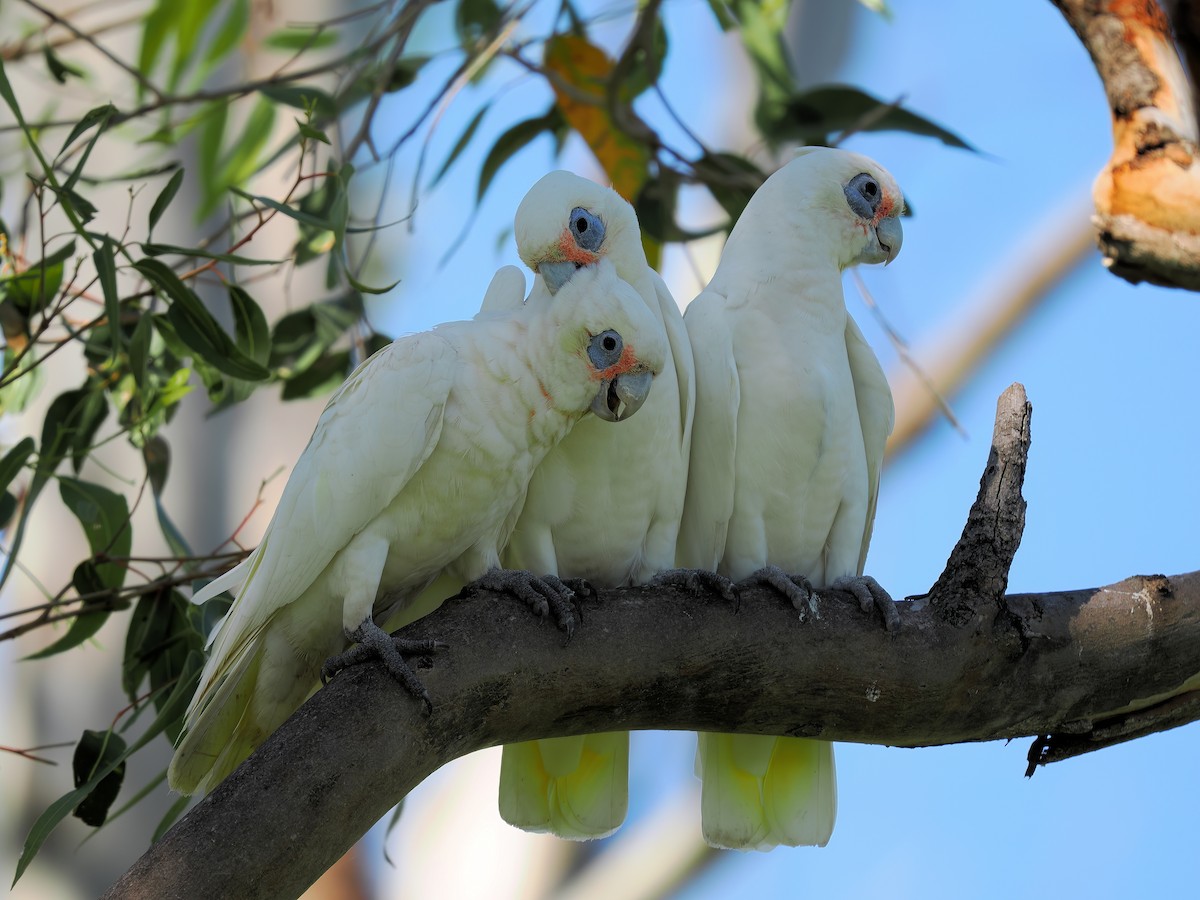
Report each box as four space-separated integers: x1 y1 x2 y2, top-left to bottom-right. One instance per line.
102 385 1200 898
1050 0 1200 289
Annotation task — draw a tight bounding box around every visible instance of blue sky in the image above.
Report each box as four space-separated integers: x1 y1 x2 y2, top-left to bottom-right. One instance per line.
360 1 1200 897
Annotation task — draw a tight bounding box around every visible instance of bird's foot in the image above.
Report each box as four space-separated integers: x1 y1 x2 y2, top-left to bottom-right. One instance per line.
831 574 901 632
648 568 740 608
321 619 448 713
740 565 821 622
455 568 579 640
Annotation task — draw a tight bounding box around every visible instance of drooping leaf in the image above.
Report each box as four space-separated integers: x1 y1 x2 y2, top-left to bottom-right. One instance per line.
148 168 185 234
42 45 85 84
92 240 122 357
39 386 107 476
264 25 338 51
456 0 503 45
228 286 270 365
0 437 35 495
21 600 110 661
142 243 281 266
477 108 562 202
15 650 201 884
431 104 489 188
71 730 128 827
543 35 653 202
774 84 976 151
1 239 74 315
134 259 270 381
58 104 117 159
59 476 133 591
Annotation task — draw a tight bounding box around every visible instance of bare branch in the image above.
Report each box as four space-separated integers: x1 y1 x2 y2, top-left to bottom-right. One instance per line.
1050 0 1200 289
101 385 1200 900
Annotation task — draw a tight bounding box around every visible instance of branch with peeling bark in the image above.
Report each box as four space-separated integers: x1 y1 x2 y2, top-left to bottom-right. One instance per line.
102 384 1200 899
1051 0 1200 289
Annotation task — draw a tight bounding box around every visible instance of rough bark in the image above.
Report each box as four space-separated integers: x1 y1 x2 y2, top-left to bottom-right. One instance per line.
1051 0 1200 289
102 385 1200 898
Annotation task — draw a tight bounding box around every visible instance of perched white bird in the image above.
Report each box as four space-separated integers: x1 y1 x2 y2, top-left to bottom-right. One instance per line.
168 258 666 796
494 172 697 840
677 147 903 851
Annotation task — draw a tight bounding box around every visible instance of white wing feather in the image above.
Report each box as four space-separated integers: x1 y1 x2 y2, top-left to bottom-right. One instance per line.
843 313 894 575
195 334 456 706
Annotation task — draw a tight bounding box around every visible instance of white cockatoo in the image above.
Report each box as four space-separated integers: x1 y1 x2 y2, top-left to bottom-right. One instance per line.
167 258 667 797
490 171 697 840
676 147 903 851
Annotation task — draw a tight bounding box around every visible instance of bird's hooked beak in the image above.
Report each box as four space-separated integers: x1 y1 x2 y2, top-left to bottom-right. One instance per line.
875 215 903 266
585 328 655 422
540 259 580 294
591 367 654 422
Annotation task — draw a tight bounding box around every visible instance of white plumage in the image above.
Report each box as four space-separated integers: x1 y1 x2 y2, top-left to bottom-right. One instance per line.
168 258 665 796
495 172 696 839
677 147 902 850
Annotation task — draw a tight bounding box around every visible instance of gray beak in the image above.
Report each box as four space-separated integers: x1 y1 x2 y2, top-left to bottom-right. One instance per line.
875 216 903 266
590 369 654 422
540 260 578 294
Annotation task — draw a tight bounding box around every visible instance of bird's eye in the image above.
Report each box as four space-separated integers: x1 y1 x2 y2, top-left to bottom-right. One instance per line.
568 206 606 253
843 173 883 219
587 330 623 369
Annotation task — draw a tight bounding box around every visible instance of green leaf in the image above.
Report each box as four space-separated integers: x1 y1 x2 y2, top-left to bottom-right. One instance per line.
1 241 74 315
264 25 338 51
58 104 117 158
22 602 110 661
142 243 281 266
128 314 152 389
59 476 132 591
296 119 330 145
0 346 45 416
0 437 34 495
231 187 332 230
430 104 488 188
258 84 337 119
71 730 128 827
215 97 276 190
204 0 250 69
135 258 270 381
15 650 202 885
148 168 185 234
92 241 122 355
692 152 769 222
777 85 976 151
478 110 558 202
43 45 84 84
39 386 105 476
281 349 350 400
456 0 502 44
228 286 270 365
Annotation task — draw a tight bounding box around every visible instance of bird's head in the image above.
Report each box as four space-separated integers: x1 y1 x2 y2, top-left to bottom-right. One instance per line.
550 258 666 422
785 147 905 269
514 171 645 295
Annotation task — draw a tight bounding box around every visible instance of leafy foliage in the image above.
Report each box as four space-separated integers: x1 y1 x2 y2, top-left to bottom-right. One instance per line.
0 0 972 882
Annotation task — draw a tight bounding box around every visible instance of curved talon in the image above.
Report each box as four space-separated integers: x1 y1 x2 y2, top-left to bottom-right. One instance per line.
648 568 740 607
741 565 821 621
461 568 578 638
831 574 901 632
320 620 445 709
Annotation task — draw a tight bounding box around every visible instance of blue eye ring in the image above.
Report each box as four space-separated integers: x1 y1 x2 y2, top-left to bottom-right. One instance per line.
569 207 606 252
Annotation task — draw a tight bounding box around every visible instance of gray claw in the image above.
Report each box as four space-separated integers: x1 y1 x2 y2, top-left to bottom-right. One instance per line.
464 568 578 639
741 565 821 622
648 568 740 606
322 620 446 712
831 574 901 632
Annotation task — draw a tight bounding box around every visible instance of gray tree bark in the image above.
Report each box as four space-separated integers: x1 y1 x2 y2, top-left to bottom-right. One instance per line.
102 385 1200 898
